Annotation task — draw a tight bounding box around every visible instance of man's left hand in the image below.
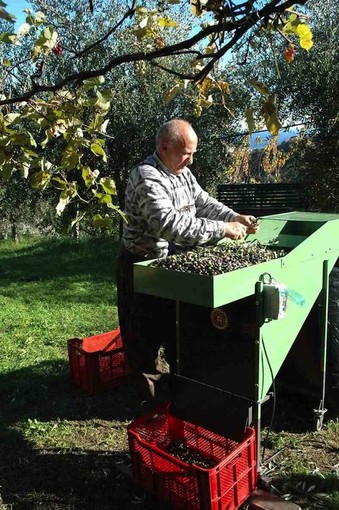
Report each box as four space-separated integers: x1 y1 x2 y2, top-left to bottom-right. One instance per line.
233 214 260 234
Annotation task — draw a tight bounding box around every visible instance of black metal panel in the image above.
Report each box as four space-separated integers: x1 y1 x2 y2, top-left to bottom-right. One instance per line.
171 299 257 439
216 183 306 216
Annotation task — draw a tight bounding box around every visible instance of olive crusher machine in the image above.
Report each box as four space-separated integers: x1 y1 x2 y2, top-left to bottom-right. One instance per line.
133 212 339 464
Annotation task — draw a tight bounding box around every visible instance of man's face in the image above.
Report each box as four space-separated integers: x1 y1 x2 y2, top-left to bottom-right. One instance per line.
160 130 198 175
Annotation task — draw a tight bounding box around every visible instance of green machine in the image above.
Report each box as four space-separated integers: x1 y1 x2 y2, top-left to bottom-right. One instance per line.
133 212 339 462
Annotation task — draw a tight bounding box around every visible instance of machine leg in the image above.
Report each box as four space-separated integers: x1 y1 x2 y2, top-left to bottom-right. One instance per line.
314 260 329 430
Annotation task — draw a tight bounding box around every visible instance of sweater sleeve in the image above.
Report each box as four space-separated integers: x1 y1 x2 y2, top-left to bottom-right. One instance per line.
135 169 226 246
190 173 238 222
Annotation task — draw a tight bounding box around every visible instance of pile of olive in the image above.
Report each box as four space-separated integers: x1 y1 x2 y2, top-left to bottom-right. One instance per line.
151 241 285 276
164 440 216 468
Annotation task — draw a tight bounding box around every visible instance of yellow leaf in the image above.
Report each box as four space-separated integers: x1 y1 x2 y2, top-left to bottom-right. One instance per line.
246 108 256 134
197 77 213 95
249 79 269 96
200 95 213 108
264 112 281 136
191 0 207 17
158 17 178 28
163 83 181 104
296 23 312 40
300 37 313 50
218 81 231 94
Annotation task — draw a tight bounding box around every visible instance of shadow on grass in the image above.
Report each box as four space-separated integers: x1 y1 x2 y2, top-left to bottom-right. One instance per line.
0 360 178 510
0 434 176 510
0 360 139 424
0 236 120 285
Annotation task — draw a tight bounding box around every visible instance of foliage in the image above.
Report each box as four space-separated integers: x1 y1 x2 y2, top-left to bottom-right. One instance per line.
0 0 314 226
290 132 339 212
277 0 338 132
225 134 300 183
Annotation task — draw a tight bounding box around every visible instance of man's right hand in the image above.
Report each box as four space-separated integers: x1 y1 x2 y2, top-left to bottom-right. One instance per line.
223 221 247 240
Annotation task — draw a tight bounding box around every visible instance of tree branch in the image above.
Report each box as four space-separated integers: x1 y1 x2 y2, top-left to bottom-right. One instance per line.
0 0 308 107
73 0 137 59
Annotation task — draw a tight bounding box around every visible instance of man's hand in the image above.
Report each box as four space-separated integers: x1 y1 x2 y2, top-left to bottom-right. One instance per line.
223 221 247 240
233 214 260 234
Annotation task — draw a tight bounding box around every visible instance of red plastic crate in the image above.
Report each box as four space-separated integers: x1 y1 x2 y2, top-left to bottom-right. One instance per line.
128 403 257 510
68 327 128 394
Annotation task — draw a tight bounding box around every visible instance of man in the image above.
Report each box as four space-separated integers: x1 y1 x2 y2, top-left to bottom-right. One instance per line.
116 119 258 406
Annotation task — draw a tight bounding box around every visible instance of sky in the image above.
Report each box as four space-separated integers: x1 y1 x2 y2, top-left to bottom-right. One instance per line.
5 0 30 27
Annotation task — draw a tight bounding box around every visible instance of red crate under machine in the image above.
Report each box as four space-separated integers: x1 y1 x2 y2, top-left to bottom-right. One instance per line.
128 403 257 510
68 327 128 394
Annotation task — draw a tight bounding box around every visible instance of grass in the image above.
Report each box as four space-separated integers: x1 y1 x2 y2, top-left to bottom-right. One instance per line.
0 235 338 510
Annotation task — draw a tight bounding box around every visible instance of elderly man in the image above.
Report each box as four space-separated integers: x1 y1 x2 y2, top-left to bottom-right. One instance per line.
116 118 258 407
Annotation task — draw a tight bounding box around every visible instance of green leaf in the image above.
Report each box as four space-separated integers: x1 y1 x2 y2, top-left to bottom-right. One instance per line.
56 187 77 216
52 176 67 190
82 75 105 90
93 214 113 229
93 191 112 204
56 194 70 216
0 32 19 44
99 177 116 195
30 170 50 190
0 148 7 165
71 211 87 228
5 113 21 125
82 166 99 187
90 142 107 161
0 162 12 180
10 132 30 145
61 150 80 171
35 11 46 24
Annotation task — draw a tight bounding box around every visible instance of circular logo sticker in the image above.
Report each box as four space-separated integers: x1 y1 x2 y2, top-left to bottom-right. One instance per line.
210 308 229 330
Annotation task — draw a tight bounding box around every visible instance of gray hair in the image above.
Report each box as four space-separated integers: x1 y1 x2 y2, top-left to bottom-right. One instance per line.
155 119 193 151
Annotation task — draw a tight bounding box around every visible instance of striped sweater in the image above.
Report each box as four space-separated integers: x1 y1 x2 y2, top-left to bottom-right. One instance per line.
122 153 237 259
